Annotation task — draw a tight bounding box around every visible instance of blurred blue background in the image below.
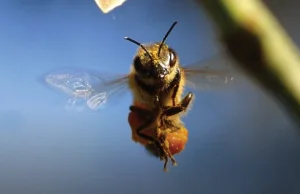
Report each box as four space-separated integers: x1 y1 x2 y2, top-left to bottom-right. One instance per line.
0 0 300 193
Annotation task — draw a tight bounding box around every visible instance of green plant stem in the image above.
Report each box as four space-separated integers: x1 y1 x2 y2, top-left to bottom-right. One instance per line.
196 0 300 126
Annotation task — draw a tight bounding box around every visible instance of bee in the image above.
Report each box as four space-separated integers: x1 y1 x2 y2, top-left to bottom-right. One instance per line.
42 21 235 171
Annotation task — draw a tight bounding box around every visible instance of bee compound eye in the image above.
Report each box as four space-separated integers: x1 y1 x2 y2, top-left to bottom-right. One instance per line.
168 50 176 67
134 56 151 78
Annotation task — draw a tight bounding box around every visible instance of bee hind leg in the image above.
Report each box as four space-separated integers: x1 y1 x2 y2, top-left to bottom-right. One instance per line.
155 133 178 171
152 139 170 172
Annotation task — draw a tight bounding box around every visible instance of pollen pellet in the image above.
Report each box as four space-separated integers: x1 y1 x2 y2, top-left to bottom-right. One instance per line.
166 128 188 155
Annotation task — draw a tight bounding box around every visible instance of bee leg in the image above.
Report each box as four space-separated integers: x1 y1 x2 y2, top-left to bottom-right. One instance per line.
162 119 179 130
130 106 153 120
163 92 194 117
129 106 157 142
161 119 180 134
144 141 168 169
154 131 178 170
163 156 169 172
144 144 161 158
153 139 166 159
153 138 170 172
171 84 179 106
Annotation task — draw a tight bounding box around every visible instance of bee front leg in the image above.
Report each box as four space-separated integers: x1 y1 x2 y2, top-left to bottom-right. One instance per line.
162 92 194 117
171 84 179 106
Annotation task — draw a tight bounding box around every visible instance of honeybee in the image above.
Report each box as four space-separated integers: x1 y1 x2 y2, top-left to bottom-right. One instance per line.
42 21 236 171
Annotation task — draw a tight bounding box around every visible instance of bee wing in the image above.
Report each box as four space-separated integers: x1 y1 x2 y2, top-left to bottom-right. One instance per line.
182 52 238 91
41 67 129 110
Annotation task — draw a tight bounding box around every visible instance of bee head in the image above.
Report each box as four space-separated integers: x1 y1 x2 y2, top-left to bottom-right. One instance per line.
132 43 178 80
124 21 178 83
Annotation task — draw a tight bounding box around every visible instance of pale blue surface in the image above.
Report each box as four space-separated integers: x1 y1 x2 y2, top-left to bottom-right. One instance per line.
0 1 300 194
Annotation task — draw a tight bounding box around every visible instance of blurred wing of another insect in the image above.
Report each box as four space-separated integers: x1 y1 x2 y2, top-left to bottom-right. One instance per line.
183 52 241 91
94 0 126 13
41 67 129 111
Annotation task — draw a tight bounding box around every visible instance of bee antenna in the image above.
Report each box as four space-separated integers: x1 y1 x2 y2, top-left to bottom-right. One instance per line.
158 21 178 56
124 37 153 61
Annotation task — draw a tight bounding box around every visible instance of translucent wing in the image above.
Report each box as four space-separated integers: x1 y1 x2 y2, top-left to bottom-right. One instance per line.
41 67 129 110
182 52 238 91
